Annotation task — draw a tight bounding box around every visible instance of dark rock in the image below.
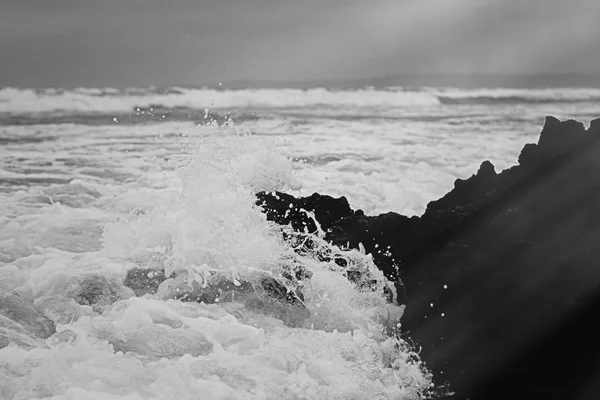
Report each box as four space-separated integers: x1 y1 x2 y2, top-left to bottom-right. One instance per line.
125 266 311 328
0 314 46 349
256 191 354 233
158 272 311 328
476 160 496 178
124 267 167 296
518 142 538 166
256 116 600 399
589 118 600 134
537 117 586 159
0 292 55 342
71 275 133 312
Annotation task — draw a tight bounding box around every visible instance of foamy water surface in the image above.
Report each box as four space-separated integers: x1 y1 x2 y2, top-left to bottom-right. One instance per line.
1 86 599 399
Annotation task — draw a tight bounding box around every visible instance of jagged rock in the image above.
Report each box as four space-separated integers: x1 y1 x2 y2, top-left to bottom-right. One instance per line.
589 118 600 133
256 116 600 399
255 191 355 233
0 291 55 345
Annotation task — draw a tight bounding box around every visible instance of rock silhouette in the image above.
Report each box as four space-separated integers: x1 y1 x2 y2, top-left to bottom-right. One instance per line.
256 116 600 400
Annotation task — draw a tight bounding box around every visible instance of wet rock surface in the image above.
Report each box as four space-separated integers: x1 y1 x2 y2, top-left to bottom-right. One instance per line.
71 275 134 312
33 295 85 326
124 267 166 297
256 116 600 400
124 267 311 328
0 291 56 348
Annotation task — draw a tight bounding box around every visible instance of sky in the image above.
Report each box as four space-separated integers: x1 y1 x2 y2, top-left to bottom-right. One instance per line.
0 0 599 88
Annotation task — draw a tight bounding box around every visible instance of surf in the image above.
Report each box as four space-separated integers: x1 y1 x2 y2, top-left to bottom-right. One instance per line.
0 121 434 399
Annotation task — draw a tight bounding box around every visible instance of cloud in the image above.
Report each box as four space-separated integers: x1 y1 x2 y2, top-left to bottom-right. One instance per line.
0 0 598 87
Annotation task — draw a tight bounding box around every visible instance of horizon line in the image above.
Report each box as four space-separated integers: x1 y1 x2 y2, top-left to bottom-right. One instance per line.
3 72 600 90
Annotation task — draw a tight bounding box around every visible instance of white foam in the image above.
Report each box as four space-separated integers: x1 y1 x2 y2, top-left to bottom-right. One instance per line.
429 86 600 102
1 304 430 399
0 120 434 399
101 129 295 283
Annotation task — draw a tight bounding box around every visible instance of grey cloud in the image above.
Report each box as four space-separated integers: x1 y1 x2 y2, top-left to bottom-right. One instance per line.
0 0 598 87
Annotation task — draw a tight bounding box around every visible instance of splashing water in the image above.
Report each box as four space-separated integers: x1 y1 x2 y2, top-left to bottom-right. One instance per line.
1 121 434 399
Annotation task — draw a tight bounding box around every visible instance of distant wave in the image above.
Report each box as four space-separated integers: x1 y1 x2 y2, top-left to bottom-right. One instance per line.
0 87 439 114
437 95 600 105
2 86 599 117
433 87 600 105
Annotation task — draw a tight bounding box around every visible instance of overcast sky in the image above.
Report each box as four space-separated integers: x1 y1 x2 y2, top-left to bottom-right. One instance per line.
1 0 599 88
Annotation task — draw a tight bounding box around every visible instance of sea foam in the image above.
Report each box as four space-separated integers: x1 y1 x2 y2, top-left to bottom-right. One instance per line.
1 122 433 400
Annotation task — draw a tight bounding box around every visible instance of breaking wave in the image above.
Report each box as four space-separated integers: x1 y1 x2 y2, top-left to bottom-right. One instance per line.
2 86 599 122
0 87 439 114
434 87 600 105
0 122 436 399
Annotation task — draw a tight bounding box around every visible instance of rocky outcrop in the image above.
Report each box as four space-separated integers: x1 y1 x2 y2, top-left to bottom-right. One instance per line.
256 116 600 400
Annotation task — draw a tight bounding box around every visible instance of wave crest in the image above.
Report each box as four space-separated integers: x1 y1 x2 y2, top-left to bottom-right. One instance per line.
0 87 440 114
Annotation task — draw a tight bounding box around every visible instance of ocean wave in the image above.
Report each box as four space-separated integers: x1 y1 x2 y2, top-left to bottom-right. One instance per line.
0 123 435 399
2 86 598 121
0 87 440 114
433 87 600 105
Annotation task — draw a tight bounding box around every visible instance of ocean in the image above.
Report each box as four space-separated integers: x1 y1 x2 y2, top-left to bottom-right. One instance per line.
1 85 599 399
